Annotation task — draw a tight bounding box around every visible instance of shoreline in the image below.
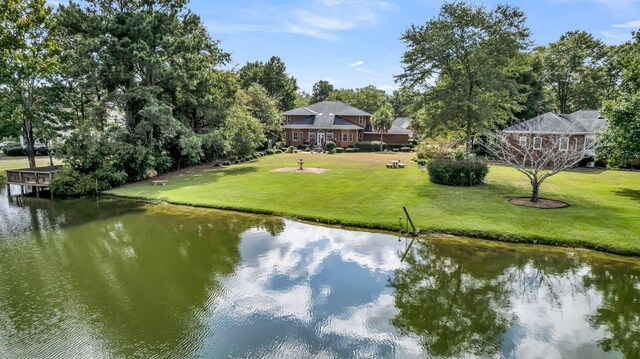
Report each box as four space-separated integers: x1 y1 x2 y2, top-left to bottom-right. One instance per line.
104 192 640 258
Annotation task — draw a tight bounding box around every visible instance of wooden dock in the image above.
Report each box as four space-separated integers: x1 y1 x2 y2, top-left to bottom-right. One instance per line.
5 165 62 198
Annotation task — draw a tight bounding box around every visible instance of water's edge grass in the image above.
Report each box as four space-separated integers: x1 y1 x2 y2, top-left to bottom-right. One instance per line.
104 192 640 257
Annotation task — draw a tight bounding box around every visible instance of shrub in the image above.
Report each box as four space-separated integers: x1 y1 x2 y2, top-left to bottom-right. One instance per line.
223 161 231 166
275 149 283 154
325 141 336 153
426 158 488 186
287 146 296 153
345 147 359 153
400 147 412 152
335 147 345 153
416 135 464 160
392 148 399 152
0 172 5 185
3 143 25 156
264 149 276 155
416 158 428 166
355 141 385 152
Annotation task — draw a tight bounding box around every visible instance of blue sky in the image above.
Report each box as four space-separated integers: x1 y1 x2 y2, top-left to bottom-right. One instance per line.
190 0 640 93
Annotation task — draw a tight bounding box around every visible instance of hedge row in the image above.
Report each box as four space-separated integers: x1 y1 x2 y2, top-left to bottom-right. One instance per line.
427 158 488 186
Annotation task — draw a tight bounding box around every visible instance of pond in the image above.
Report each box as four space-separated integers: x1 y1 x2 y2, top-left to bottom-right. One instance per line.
0 188 638 358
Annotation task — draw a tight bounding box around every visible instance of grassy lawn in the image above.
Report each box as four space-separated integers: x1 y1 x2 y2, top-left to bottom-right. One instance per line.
107 152 640 255
0 154 59 172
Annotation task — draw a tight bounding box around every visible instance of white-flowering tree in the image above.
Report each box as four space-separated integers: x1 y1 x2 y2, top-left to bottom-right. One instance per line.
484 131 592 202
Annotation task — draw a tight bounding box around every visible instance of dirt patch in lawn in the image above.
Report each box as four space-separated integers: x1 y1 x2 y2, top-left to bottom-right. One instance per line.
270 167 329 174
509 197 569 209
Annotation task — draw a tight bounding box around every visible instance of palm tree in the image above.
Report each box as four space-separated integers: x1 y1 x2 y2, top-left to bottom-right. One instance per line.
372 102 394 152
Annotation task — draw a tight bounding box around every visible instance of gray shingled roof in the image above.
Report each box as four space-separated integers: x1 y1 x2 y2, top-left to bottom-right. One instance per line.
504 111 606 134
283 101 370 130
364 117 413 136
283 101 372 117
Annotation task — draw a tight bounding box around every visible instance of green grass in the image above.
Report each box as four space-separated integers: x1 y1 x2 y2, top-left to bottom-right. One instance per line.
106 152 640 255
0 153 58 172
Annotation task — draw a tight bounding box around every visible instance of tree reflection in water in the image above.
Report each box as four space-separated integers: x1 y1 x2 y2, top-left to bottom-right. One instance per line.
389 240 515 357
390 238 640 358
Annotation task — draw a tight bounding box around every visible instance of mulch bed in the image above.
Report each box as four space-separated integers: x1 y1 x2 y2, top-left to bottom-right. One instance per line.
509 197 569 209
270 167 329 174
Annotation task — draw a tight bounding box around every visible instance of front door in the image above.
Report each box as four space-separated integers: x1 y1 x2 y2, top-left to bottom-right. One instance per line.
317 131 324 146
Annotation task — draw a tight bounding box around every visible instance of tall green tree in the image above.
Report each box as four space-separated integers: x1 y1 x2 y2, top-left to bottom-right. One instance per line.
512 52 554 122
538 31 618 113
327 85 388 114
310 80 334 103
0 0 60 168
245 83 281 145
372 102 394 151
597 31 640 167
57 0 232 179
397 1 530 159
238 56 298 111
390 87 420 118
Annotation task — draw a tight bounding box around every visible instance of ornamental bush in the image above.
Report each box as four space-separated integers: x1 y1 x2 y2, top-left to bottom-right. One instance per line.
264 149 276 155
325 141 336 153
426 158 488 186
345 147 359 153
400 146 412 152
335 147 344 153
287 146 296 153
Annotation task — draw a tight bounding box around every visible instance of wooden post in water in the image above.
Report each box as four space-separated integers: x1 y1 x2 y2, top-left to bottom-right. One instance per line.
402 206 416 234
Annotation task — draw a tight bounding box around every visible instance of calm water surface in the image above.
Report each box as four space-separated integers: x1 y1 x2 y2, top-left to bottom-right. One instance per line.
0 189 638 358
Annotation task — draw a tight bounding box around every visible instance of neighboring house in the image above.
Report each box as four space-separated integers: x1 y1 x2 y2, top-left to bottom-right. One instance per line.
282 101 410 147
363 117 413 144
503 110 607 158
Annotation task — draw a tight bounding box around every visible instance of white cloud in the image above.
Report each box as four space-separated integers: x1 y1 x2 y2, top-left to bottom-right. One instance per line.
205 0 393 41
349 60 365 67
613 19 640 28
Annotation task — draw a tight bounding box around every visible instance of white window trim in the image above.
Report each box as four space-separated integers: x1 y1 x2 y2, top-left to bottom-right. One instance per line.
292 132 298 141
359 132 363 139
309 131 315 142
350 133 353 142
286 116 290 124
358 116 363 125
342 132 348 142
327 131 334 141
559 138 568 151
518 136 527 148
533 136 543 150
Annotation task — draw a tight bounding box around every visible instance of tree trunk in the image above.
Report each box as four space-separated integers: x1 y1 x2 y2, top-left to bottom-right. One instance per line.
22 117 36 169
47 141 53 167
465 120 472 160
380 132 384 152
531 180 540 202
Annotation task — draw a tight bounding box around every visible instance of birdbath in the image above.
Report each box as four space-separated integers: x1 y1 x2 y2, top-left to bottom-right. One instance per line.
297 158 305 170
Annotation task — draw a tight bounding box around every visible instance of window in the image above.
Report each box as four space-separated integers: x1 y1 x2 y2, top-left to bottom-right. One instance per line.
518 136 527 148
292 132 298 141
584 136 594 150
300 132 303 142
327 131 334 141
309 131 316 142
286 116 290 124
358 116 363 125
533 137 542 150
359 132 363 139
342 132 348 142
559 138 568 151
350 133 353 142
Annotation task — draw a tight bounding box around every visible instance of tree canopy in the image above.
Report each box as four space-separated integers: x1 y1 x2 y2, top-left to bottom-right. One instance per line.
397 1 531 158
238 56 298 111
310 80 334 103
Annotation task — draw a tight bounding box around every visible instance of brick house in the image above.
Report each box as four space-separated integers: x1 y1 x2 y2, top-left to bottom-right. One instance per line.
503 110 607 158
283 101 410 148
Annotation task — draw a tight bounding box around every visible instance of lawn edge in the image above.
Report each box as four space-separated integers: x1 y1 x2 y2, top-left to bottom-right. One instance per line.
103 192 640 257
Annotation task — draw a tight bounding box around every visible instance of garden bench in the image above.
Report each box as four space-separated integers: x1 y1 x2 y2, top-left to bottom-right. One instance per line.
398 163 405 168
386 163 394 169
152 180 167 186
